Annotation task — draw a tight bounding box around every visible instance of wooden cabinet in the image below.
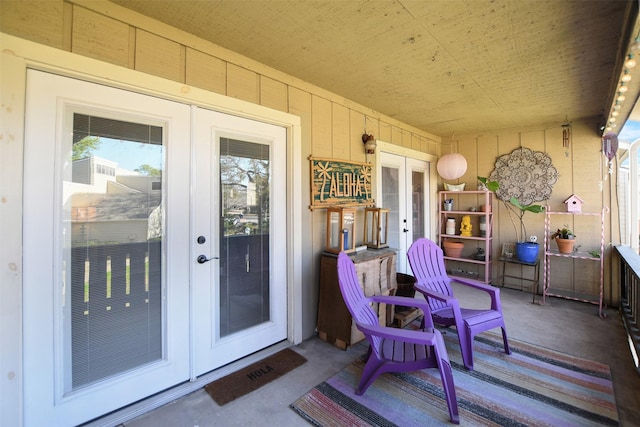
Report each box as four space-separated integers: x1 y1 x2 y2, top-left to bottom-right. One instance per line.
317 249 397 349
438 190 493 283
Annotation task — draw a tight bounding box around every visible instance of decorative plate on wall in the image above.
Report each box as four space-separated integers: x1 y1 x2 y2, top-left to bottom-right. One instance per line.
488 147 558 206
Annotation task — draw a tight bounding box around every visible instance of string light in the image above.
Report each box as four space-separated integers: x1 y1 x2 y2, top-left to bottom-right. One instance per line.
603 35 640 137
625 54 636 69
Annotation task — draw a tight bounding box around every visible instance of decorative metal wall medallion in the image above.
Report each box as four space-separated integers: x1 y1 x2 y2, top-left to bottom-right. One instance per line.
488 147 558 206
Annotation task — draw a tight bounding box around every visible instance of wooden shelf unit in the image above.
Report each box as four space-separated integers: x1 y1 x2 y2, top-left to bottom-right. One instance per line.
438 190 493 284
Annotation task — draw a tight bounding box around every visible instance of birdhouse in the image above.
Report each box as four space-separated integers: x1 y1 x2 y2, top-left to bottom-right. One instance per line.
325 207 357 254
564 194 584 213
363 207 389 248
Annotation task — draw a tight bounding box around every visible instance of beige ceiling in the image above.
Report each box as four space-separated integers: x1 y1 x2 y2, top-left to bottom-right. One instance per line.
111 0 636 138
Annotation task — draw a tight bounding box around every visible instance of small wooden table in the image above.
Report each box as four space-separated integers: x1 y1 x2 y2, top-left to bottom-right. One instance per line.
498 256 539 303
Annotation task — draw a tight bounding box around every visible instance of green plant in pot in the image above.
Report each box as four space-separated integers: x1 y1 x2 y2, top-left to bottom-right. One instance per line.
478 176 545 262
550 227 576 254
506 197 545 263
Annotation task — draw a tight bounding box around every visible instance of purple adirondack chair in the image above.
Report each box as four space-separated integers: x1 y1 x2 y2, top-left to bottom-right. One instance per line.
407 238 511 371
336 252 459 424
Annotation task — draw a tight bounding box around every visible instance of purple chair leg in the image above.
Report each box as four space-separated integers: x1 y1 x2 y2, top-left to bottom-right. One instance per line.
434 332 459 424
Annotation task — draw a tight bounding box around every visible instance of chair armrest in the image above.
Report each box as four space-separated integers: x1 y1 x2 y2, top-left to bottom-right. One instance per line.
450 276 503 311
451 276 500 295
368 295 432 328
368 294 429 314
413 284 457 305
355 321 441 347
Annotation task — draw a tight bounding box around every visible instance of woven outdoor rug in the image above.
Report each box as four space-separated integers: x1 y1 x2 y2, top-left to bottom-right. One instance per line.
290 332 618 426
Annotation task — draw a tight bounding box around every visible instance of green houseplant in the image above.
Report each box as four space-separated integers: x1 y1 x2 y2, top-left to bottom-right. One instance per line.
507 197 546 242
505 197 545 263
477 176 499 192
478 177 545 263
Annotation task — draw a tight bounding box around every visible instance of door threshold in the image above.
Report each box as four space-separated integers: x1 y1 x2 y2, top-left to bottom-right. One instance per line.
81 340 292 427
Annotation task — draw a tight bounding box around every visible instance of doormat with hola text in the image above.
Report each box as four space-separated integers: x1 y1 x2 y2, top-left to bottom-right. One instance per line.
204 348 306 406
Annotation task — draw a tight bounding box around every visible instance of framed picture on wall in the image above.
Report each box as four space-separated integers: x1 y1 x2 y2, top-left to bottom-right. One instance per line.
501 243 515 259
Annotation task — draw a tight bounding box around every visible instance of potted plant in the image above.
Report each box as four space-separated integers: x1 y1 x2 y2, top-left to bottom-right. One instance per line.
550 227 576 253
478 177 545 262
506 197 545 263
443 240 464 258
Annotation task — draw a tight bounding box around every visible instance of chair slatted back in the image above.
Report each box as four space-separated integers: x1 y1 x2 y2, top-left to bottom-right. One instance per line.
336 252 382 348
407 238 453 312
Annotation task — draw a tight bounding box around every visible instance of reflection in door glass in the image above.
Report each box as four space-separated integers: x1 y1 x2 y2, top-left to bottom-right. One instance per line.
219 138 270 337
65 113 163 390
412 170 425 241
382 166 400 252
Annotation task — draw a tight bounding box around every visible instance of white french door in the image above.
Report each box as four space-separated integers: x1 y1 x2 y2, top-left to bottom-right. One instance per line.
378 152 430 273
23 71 192 426
23 71 288 425
192 108 287 375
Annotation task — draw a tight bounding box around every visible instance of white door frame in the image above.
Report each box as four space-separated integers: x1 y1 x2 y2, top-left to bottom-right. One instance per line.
375 141 439 267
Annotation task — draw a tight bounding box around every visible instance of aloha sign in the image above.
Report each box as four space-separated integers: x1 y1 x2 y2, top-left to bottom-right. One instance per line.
309 157 374 209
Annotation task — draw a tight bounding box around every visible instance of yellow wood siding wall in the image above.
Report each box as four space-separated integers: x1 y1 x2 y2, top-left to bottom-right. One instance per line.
445 119 616 303
0 0 618 313
71 6 132 67
185 49 227 95
1 1 66 48
1 0 441 337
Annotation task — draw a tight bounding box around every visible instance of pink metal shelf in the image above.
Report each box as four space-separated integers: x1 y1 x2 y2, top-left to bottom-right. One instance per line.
439 190 493 284
543 207 609 317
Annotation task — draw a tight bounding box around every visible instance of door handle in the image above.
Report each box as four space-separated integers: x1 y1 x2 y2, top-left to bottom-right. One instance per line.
197 255 218 264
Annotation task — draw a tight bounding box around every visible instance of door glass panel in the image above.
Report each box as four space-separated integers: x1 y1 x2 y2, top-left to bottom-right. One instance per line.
219 138 270 337
382 166 400 252
412 170 425 241
65 113 164 391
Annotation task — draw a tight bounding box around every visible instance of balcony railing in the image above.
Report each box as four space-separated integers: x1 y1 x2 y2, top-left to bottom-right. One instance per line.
615 245 640 374
71 241 162 388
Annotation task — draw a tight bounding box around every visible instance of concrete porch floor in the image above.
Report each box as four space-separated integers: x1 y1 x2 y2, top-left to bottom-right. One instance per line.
119 284 640 427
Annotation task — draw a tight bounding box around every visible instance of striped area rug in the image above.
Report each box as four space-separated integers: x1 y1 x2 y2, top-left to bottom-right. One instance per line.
291 332 618 426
